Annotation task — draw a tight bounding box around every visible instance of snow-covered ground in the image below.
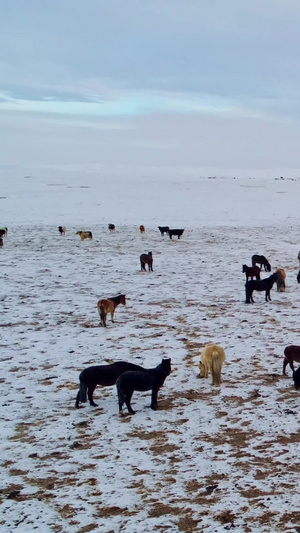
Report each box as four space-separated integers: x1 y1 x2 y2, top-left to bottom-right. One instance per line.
1 171 300 532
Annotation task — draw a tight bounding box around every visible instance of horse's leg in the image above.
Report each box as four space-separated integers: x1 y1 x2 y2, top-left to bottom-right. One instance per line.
150 388 159 410
111 309 115 323
87 384 98 407
125 389 135 414
283 358 289 375
289 360 295 372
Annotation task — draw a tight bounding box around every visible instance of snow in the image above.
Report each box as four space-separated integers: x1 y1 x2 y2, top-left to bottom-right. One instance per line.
1 169 300 532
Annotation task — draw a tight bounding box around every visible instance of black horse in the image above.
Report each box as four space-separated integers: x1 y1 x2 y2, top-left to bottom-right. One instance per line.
116 358 171 415
245 273 278 303
75 361 145 408
251 254 271 272
158 226 169 236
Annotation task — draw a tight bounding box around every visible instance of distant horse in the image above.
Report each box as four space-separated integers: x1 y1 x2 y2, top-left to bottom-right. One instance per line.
97 294 126 327
283 345 300 375
116 358 171 415
297 270 300 283
75 361 145 408
199 344 226 386
0 227 8 237
58 226 66 235
242 264 261 281
275 268 286 292
168 229 184 240
139 225 145 233
245 273 278 303
108 224 115 232
251 254 271 272
76 231 93 240
140 251 153 271
158 226 169 236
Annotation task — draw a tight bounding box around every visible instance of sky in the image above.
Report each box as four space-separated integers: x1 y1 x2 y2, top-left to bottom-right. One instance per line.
2 0 300 176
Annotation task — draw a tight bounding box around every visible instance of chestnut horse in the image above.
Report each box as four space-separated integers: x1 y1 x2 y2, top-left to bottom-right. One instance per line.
276 268 286 292
199 344 226 386
283 345 300 375
242 264 260 281
97 294 126 327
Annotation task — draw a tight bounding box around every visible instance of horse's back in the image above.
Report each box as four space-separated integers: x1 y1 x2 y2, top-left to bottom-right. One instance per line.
117 370 153 391
81 361 145 386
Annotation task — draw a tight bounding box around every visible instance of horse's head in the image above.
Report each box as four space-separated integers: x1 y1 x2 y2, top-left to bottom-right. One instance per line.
120 294 126 305
161 358 171 376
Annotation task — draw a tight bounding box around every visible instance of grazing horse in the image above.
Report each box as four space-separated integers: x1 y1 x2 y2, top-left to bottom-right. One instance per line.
242 264 261 281
158 226 169 236
251 254 271 272
276 268 286 292
76 231 93 240
108 224 115 232
116 358 171 415
283 345 300 375
140 251 153 271
139 225 145 233
168 229 184 240
58 226 66 235
199 344 226 386
75 361 146 408
97 294 126 327
245 273 278 303
0 227 8 237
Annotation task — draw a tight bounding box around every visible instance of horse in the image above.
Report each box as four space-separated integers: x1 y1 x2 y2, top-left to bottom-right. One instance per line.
75 361 146 408
251 254 271 272
139 225 145 233
140 251 153 271
108 224 115 232
283 345 300 375
97 294 126 327
58 226 66 235
245 273 278 303
242 264 261 281
0 227 8 237
199 344 226 386
76 231 93 240
116 358 171 415
275 268 286 292
168 229 184 240
158 226 169 236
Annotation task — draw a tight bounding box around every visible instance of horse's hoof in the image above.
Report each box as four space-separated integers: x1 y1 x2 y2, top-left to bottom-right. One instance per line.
90 402 98 407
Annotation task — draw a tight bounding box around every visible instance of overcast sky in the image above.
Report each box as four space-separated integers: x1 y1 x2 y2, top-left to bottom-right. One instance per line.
1 0 300 176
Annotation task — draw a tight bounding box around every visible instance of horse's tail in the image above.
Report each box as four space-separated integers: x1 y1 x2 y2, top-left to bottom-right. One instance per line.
211 350 224 386
116 378 126 412
75 381 87 408
98 303 106 326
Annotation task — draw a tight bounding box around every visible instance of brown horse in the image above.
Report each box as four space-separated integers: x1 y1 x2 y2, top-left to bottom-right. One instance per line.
251 254 271 272
242 264 260 281
140 251 153 271
283 345 300 375
139 225 145 233
97 294 126 327
275 268 286 292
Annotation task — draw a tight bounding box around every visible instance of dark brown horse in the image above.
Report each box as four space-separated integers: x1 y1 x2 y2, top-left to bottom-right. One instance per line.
140 252 153 271
242 264 260 281
283 345 300 375
251 254 271 272
75 361 146 408
97 294 126 327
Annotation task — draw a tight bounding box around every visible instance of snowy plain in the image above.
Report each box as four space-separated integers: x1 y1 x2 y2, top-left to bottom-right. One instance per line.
1 168 300 532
